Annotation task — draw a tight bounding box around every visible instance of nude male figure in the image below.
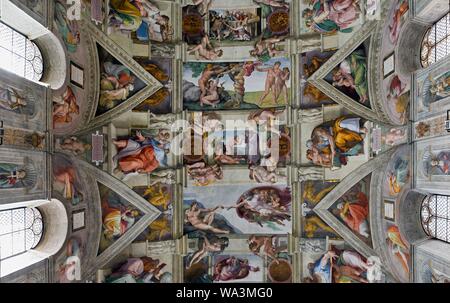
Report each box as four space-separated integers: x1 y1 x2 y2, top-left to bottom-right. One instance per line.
248 164 285 184
187 162 223 185
198 64 230 100
200 79 221 107
248 235 283 263
275 67 290 103
188 236 226 268
184 202 230 234
256 61 282 104
250 36 285 59
188 35 223 60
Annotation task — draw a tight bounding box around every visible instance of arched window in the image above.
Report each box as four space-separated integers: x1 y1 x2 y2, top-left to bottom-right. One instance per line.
0 22 43 81
421 195 450 243
420 12 450 67
0 199 66 278
0 207 43 261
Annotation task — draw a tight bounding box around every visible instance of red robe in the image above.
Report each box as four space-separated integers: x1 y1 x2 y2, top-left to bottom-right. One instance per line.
118 145 159 173
342 193 368 233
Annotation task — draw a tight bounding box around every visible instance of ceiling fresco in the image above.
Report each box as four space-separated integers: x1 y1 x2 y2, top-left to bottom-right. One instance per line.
0 0 450 287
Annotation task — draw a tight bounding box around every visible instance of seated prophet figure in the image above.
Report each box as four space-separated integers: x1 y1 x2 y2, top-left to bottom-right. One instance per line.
305 248 371 283
331 249 371 283
304 250 335 283
113 130 170 175
306 116 367 168
137 1 173 42
109 0 143 32
302 0 360 34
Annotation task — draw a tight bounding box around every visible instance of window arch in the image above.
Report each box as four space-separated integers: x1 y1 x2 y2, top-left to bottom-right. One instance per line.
0 22 43 81
0 199 67 278
0 207 43 261
420 12 450 68
421 194 450 243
